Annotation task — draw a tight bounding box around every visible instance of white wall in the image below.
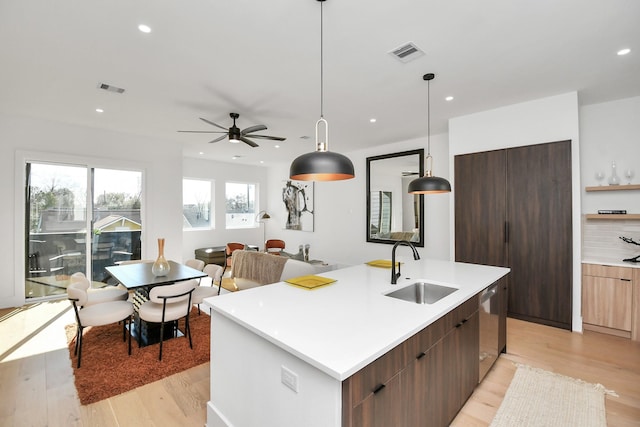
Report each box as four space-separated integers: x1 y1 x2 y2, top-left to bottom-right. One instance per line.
265 134 451 267
181 157 268 261
1 112 183 308
580 96 640 213
449 92 583 331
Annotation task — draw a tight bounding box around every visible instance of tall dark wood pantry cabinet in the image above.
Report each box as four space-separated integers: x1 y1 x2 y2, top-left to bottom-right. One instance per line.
454 140 572 330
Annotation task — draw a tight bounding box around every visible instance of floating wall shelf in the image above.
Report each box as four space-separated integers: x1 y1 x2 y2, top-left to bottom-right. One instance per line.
585 184 639 219
585 184 640 192
585 214 640 220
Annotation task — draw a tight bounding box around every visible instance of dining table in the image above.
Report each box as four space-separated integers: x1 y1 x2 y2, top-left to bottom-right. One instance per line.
105 260 207 346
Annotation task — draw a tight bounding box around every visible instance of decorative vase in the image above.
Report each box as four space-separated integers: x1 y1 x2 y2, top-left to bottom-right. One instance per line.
608 161 620 185
152 238 170 276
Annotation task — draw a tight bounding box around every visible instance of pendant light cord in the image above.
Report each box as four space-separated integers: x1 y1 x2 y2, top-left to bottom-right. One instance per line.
320 0 324 119
427 77 430 156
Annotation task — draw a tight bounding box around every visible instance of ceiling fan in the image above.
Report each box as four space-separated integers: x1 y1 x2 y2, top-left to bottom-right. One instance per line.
178 112 285 147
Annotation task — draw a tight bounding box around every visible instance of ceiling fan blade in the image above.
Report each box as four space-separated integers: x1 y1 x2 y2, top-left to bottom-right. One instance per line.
241 124 267 135
244 134 286 141
208 135 228 143
240 136 259 148
199 117 228 130
177 130 226 134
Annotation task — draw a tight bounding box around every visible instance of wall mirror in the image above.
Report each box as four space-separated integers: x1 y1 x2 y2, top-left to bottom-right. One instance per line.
366 149 424 247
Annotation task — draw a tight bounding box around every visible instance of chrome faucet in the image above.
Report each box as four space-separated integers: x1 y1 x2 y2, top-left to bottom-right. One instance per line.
391 240 420 284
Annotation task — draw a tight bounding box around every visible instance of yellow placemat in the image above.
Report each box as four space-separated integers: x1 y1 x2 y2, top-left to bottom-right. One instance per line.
366 259 400 269
285 275 336 290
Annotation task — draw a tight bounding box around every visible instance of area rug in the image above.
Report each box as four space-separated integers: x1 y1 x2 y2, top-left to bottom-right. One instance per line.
490 364 615 427
66 308 210 405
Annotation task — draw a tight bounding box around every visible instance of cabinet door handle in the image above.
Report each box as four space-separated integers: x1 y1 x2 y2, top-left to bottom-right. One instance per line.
373 384 386 394
456 321 464 328
504 221 510 243
621 278 631 282
416 351 427 360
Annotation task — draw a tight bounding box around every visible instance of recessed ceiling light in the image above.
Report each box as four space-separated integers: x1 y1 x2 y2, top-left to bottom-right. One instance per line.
260 160 264 164
232 155 240 160
275 145 280 149
370 118 377 123
445 96 454 101
95 108 104 113
138 24 151 33
617 48 631 56
199 152 204 155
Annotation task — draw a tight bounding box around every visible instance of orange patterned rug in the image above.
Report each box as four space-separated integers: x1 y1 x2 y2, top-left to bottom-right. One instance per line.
66 308 210 405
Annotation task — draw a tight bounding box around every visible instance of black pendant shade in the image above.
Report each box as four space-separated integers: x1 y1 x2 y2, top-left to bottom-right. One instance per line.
408 73 452 195
289 0 354 182
407 175 451 194
290 150 355 181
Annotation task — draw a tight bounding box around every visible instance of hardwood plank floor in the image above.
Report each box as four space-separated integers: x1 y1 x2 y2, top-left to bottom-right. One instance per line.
1 302 638 426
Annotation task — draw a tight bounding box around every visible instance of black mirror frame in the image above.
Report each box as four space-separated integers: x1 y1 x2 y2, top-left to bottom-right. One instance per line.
366 149 425 247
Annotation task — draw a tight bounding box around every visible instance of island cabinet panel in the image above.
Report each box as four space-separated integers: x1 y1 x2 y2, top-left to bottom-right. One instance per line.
582 264 633 337
343 297 479 427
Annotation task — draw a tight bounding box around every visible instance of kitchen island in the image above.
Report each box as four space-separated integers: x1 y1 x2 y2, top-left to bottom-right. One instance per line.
204 258 509 427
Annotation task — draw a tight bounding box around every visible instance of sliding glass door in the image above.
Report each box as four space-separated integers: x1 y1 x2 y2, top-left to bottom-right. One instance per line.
25 162 142 300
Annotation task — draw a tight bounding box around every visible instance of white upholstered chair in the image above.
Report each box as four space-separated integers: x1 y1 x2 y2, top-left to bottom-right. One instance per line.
70 272 129 305
185 258 205 271
137 279 198 360
67 282 134 368
190 264 222 314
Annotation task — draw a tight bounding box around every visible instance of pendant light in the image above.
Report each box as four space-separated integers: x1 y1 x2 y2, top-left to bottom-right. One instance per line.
408 73 452 194
289 0 355 181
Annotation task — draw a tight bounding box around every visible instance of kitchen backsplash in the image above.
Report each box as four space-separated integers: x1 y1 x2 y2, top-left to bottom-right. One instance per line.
582 216 640 260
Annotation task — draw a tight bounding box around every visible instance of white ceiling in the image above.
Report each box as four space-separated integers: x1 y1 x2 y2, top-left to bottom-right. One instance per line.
1 0 638 167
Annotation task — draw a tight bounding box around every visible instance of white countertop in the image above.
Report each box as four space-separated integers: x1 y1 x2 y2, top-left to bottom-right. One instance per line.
204 259 509 381
582 258 640 269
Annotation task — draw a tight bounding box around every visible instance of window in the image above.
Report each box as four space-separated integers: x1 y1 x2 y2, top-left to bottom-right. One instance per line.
183 179 213 229
225 182 256 229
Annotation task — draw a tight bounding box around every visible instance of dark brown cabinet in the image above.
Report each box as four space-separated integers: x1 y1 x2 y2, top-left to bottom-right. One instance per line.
455 141 573 330
343 297 479 427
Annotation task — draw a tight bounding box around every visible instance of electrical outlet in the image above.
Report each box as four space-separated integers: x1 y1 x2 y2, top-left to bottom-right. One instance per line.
281 366 299 393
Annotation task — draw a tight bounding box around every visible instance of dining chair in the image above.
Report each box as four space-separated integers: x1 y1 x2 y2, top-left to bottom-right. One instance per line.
70 272 129 305
185 258 205 271
265 239 286 255
191 264 223 314
67 282 134 368
137 279 198 360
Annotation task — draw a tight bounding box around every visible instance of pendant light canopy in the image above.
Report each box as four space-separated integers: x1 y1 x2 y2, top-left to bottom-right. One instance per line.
408 73 452 194
289 0 355 181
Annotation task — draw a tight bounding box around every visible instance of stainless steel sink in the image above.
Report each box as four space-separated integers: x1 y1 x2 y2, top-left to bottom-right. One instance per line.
385 282 458 304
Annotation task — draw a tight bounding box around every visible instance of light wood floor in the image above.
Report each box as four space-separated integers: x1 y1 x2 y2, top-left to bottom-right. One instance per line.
1 301 638 426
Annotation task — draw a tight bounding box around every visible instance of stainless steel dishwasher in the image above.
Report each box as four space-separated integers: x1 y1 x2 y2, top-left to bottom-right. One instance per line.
479 282 499 381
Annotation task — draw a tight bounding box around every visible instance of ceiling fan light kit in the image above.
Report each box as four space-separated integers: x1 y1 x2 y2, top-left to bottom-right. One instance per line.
408 73 452 194
289 0 355 182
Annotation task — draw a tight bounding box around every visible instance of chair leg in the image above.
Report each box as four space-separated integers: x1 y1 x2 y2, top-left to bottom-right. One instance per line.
127 317 132 356
76 325 83 369
137 316 142 348
74 325 80 356
158 321 165 361
197 304 201 315
185 315 193 349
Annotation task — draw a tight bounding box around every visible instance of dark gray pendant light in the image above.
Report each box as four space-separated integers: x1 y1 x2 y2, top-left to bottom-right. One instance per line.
408 73 452 194
289 0 355 181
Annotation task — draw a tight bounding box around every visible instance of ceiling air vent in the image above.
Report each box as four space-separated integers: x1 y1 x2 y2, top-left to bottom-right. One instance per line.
388 42 425 63
97 82 125 94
